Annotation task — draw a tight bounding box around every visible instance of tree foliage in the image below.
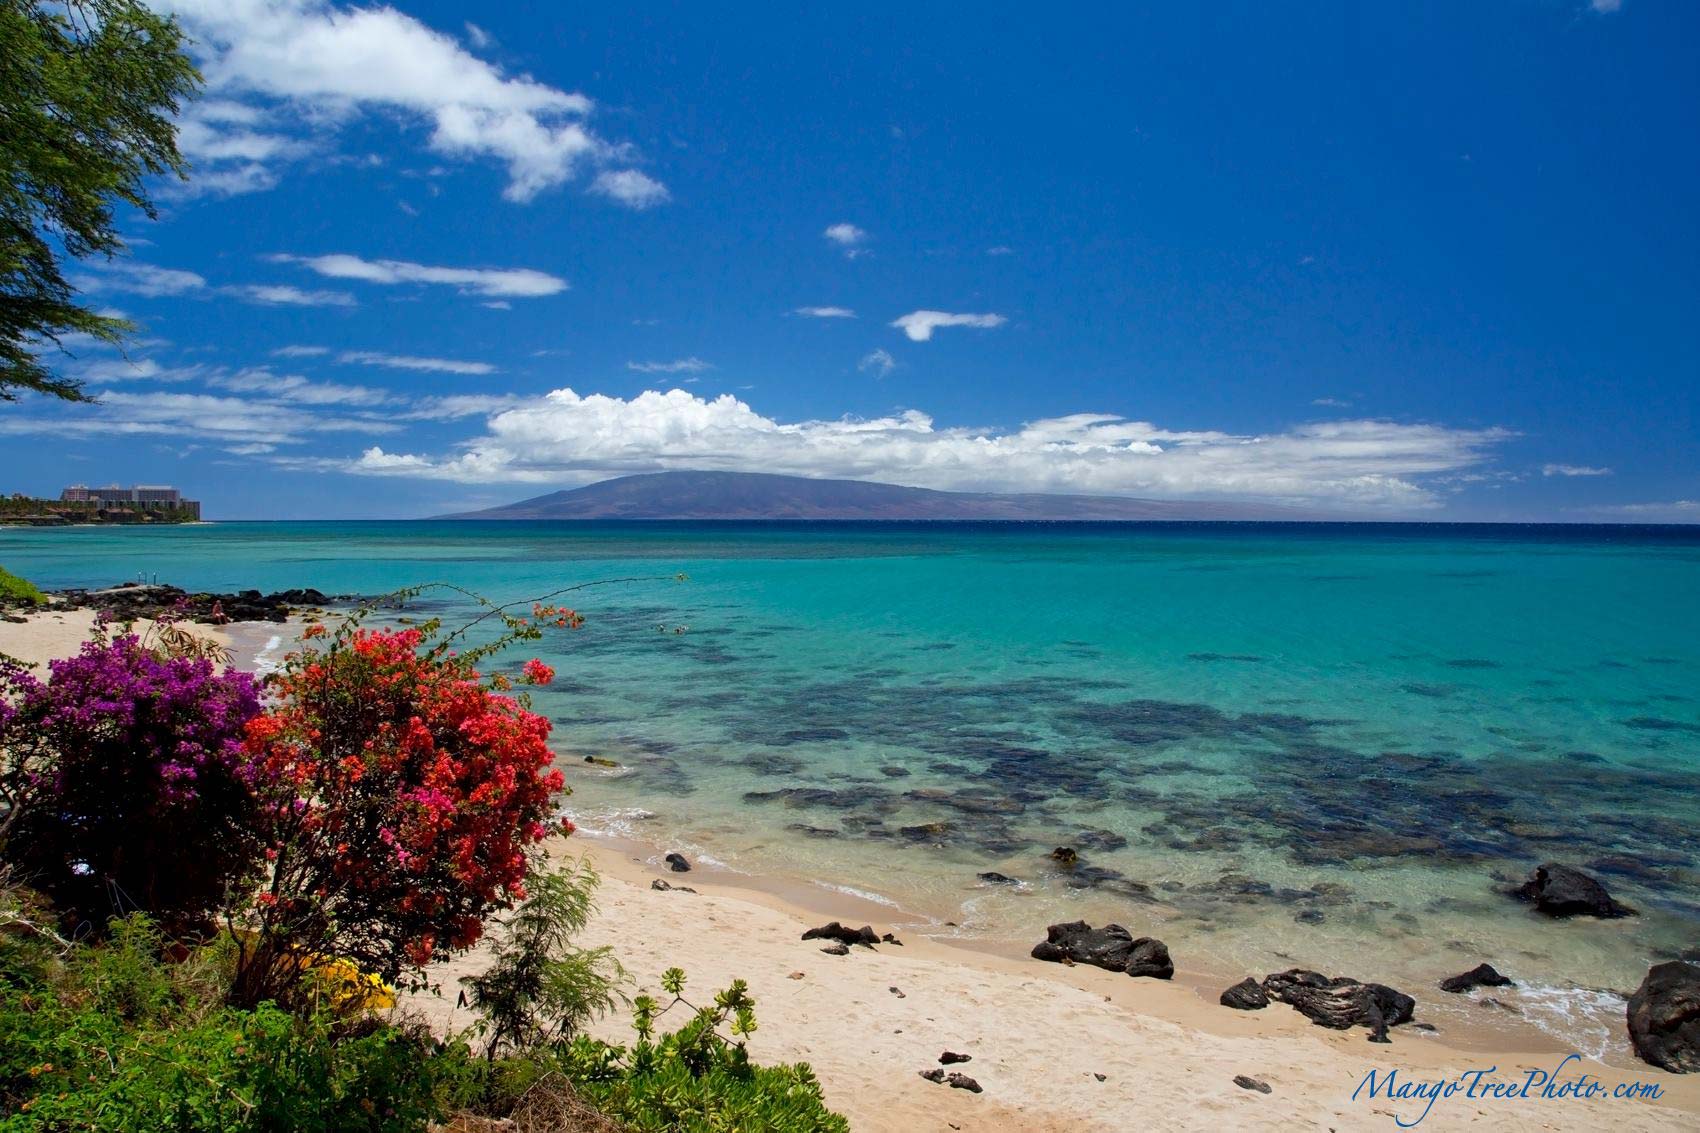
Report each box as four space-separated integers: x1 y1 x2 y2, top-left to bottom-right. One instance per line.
0 0 200 402
230 618 571 1009
459 855 627 1060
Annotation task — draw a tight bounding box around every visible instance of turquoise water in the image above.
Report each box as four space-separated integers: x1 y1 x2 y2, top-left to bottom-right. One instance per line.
5 520 1699 1056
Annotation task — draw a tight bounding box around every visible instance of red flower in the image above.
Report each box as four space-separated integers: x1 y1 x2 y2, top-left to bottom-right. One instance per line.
521 658 555 686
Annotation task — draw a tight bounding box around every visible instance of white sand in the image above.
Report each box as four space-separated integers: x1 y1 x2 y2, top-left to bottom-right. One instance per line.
0 604 227 671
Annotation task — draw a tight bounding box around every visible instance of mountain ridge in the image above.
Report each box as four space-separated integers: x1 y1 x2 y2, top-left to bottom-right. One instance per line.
437 471 1310 521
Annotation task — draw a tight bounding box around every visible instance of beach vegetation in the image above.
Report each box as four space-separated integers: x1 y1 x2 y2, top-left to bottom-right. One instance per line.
0 567 45 607
0 0 201 404
0 580 847 1130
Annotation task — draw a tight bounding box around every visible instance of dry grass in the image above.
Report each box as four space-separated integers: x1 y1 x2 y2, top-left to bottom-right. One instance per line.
436 1072 627 1133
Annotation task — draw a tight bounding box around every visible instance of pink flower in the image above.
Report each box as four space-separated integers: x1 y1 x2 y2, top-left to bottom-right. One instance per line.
521 659 555 686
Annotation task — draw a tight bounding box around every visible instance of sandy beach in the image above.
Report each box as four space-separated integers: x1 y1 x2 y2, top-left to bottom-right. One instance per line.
0 604 230 672
411 834 1700 1132
6 604 1698 1131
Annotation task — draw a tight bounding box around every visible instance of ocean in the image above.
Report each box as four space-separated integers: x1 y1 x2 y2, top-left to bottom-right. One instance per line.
5 519 1698 1058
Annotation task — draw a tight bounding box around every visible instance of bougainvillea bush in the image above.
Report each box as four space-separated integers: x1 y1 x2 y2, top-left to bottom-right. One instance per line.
0 631 262 937
230 613 574 1009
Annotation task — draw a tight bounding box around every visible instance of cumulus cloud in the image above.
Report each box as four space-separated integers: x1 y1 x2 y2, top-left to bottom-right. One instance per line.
1542 463 1612 477
339 350 496 374
589 169 670 209
627 358 711 374
891 310 1007 342
795 306 856 319
158 0 662 203
858 349 896 378
328 386 1510 510
823 223 866 246
272 253 566 298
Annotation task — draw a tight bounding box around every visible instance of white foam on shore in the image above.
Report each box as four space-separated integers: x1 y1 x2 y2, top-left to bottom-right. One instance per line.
251 633 284 676
810 879 900 908
1513 984 1629 1062
560 806 657 839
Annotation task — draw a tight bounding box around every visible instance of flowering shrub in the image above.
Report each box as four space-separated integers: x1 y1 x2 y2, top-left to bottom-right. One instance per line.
230 616 571 1008
0 634 262 937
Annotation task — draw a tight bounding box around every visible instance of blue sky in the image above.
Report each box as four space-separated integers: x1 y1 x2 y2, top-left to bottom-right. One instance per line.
2 0 1695 520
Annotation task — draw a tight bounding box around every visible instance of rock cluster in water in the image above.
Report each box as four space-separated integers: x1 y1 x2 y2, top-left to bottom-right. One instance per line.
1438 963 1514 994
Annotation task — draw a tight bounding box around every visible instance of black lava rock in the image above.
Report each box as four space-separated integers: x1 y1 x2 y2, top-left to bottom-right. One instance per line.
664 852 692 873
1439 963 1514 994
1262 969 1415 1037
1220 977 1270 1010
1627 961 1700 1073
801 921 880 946
1514 862 1635 918
1030 921 1172 979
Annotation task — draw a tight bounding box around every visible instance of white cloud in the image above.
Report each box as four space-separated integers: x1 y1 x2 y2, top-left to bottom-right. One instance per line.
858 349 896 378
328 386 1510 510
891 310 1006 342
1312 397 1351 408
464 21 492 48
208 367 390 406
272 253 566 298
1576 500 1698 522
226 442 278 455
80 262 208 297
824 223 866 246
795 306 856 319
272 345 331 357
482 300 512 310
589 169 670 209
228 284 358 307
159 0 655 202
0 390 398 444
627 358 711 374
986 246 1014 256
69 358 202 384
1542 463 1613 477
339 350 496 375
401 394 523 420
1590 0 1623 13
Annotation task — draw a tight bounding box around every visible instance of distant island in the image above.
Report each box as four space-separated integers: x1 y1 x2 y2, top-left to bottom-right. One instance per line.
439 471 1306 521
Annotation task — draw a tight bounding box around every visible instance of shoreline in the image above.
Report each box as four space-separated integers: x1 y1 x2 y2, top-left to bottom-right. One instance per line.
8 604 1699 1128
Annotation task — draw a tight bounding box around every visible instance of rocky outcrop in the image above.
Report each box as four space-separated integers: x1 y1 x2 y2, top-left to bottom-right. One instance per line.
664 852 692 873
1439 963 1514 994
52 582 338 624
1220 977 1270 1010
1030 921 1173 979
801 922 880 947
1262 969 1414 1041
1514 863 1635 919
1627 961 1700 1073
